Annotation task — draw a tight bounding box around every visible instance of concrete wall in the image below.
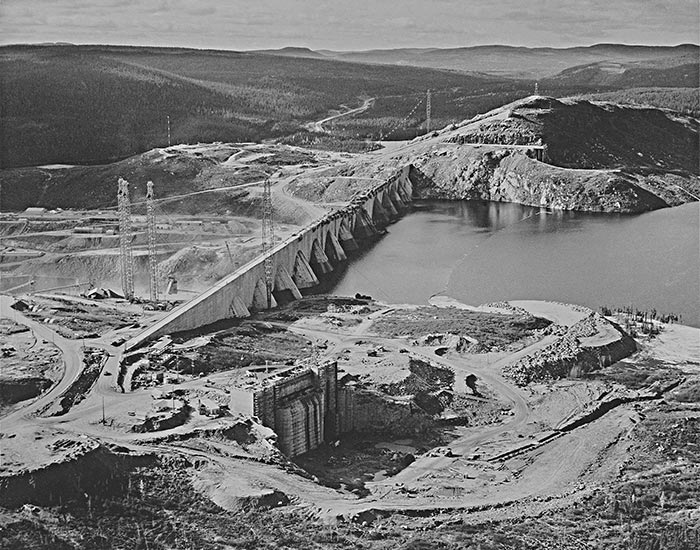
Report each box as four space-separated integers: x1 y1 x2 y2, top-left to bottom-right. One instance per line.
252 361 435 457
126 166 413 350
337 386 433 435
253 362 338 457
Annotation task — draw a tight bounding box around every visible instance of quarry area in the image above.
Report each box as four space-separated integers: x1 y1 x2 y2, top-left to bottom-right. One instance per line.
1 96 699 550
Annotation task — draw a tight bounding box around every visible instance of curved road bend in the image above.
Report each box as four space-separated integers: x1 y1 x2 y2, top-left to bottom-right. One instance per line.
306 98 375 133
0 294 124 429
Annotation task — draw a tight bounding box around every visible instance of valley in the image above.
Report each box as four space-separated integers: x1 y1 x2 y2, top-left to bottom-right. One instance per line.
1 39 699 550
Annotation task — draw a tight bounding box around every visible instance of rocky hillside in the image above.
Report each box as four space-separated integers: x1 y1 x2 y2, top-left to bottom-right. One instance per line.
291 96 699 213
445 96 699 172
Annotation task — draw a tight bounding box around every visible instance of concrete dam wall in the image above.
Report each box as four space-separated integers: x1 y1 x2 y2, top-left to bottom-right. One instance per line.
127 166 414 349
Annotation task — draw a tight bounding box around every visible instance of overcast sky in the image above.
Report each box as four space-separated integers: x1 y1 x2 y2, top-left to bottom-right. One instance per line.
1 0 698 51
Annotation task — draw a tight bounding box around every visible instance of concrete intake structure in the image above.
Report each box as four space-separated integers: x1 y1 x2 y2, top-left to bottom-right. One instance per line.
253 362 339 457
126 166 414 349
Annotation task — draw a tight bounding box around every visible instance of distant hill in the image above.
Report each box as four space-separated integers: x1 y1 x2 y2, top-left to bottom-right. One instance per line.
250 47 327 59
314 43 699 80
572 88 699 117
2 43 697 169
0 44 521 168
543 56 699 88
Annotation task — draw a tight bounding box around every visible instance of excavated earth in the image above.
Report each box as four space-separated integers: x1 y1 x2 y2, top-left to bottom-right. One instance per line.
2 294 699 550
289 96 700 212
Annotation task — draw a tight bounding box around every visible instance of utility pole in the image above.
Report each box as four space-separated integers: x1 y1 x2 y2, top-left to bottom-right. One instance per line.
167 115 171 147
225 241 234 267
261 178 275 308
102 395 106 425
117 178 135 300
426 89 432 133
146 181 159 302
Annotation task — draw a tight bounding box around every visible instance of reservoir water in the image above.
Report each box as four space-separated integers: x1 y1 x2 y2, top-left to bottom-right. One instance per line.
330 201 700 327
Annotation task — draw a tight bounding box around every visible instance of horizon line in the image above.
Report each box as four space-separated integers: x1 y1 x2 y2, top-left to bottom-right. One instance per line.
1 41 698 53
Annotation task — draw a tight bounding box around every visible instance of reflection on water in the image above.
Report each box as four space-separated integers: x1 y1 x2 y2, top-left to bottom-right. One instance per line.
330 200 700 327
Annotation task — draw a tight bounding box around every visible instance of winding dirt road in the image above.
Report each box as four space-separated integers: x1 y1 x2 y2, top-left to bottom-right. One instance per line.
306 98 375 133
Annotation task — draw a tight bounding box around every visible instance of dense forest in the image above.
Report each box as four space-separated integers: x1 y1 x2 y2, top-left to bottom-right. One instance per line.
1 44 697 168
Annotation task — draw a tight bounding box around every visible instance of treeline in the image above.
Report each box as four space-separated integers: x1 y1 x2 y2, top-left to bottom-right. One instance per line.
575 88 700 117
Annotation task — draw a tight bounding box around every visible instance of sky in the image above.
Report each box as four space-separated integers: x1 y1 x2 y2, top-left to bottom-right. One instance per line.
1 0 698 51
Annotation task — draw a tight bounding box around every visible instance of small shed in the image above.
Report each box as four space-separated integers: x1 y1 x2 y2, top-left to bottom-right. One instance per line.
24 207 47 215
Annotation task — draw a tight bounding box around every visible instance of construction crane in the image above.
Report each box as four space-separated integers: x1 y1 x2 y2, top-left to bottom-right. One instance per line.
146 181 159 302
117 177 135 300
426 89 432 133
261 177 275 308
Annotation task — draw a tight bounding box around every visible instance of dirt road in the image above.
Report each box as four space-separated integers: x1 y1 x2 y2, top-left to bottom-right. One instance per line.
306 98 375 133
0 295 86 424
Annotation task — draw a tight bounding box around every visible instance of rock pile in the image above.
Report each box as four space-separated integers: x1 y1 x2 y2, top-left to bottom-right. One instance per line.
503 313 636 385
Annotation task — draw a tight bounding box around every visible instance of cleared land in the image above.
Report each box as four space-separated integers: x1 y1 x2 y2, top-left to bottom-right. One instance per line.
1 294 698 549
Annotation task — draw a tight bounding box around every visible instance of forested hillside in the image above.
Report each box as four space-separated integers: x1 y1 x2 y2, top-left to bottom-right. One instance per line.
1 44 697 169
0 45 522 168
574 88 699 117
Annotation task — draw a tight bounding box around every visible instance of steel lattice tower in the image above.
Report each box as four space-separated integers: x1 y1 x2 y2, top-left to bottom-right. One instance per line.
261 178 275 308
146 181 159 302
426 89 432 133
117 178 135 300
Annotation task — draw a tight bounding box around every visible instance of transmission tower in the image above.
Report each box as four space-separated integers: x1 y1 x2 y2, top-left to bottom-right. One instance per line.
534 82 539 95
261 177 275 308
117 178 135 300
146 181 159 302
426 89 432 133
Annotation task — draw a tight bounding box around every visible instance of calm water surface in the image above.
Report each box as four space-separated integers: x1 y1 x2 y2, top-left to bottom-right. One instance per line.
330 201 700 327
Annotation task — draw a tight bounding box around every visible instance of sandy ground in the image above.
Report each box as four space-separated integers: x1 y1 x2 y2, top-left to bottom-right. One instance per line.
641 322 700 367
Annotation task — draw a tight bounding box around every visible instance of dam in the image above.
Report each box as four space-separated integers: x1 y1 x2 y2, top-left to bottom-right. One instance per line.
126 166 414 349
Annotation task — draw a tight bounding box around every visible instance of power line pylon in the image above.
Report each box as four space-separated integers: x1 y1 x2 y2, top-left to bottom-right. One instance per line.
426 89 432 133
146 181 159 302
117 177 135 300
261 177 275 308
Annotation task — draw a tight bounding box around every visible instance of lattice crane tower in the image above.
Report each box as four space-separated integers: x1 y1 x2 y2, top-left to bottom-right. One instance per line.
261 177 275 308
117 177 135 300
146 181 159 302
426 89 432 133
